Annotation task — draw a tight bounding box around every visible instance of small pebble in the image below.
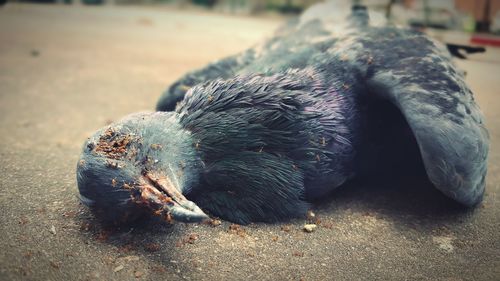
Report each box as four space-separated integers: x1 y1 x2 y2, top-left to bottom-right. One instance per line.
49 225 57 235
113 265 124 273
134 270 144 278
303 224 317 233
209 219 221 227
120 255 140 262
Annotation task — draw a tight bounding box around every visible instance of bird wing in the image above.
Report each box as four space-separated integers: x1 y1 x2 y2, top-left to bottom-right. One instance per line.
176 70 356 223
332 26 489 206
156 2 373 111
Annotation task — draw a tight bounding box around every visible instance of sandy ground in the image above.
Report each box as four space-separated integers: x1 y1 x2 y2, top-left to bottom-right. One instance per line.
0 3 499 281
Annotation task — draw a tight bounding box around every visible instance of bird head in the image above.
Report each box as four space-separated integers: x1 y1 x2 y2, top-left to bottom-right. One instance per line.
76 111 208 224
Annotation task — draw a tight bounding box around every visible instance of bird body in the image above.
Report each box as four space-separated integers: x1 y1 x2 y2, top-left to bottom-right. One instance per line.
77 5 489 225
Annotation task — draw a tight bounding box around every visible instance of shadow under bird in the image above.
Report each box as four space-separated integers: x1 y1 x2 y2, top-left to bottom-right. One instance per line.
77 4 489 225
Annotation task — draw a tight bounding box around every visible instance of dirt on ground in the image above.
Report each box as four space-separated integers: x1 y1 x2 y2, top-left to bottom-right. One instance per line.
0 3 499 281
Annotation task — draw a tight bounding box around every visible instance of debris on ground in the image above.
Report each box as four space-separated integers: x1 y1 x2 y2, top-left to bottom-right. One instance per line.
49 260 61 269
303 224 317 233
144 243 161 252
293 251 304 257
150 266 167 274
116 255 140 263
49 225 56 235
228 224 246 237
117 243 137 253
206 218 222 227
18 216 29 225
134 270 144 278
281 225 291 232
95 230 111 242
113 265 124 273
176 233 199 247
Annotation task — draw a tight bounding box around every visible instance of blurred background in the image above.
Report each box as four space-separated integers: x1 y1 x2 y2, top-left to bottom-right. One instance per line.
4 0 500 34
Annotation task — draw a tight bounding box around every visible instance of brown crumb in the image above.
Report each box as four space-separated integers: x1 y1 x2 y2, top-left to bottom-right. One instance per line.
78 159 85 167
95 230 111 242
150 266 167 274
94 128 136 160
246 252 256 257
281 225 291 232
80 222 93 232
134 270 144 278
187 233 198 244
228 224 246 237
164 213 173 224
204 218 221 227
102 256 115 265
176 233 199 247
18 216 29 225
272 236 279 242
321 221 334 229
23 251 33 259
144 243 161 252
50 260 61 269
111 178 117 187
62 210 77 218
293 251 304 257
118 243 137 253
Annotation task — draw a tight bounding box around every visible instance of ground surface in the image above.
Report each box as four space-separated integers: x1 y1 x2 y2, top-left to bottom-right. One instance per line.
0 3 499 281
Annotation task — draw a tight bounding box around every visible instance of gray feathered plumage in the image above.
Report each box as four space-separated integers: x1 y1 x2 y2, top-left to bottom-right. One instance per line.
158 4 489 207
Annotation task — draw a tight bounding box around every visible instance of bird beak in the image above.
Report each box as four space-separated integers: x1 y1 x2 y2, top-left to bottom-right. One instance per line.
130 172 208 223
